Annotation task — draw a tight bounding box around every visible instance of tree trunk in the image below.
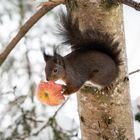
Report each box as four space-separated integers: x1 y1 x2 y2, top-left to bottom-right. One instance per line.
66 0 135 140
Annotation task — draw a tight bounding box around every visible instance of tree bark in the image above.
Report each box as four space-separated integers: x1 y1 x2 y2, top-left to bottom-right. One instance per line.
67 0 135 140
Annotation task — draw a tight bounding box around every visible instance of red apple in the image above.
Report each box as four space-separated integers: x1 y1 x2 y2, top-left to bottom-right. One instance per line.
36 81 65 106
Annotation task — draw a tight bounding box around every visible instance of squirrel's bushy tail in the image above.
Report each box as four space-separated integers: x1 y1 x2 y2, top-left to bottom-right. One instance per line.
57 12 122 66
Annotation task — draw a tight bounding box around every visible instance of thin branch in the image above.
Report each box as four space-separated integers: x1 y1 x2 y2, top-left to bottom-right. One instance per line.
0 0 64 66
25 116 44 123
118 0 140 11
129 69 140 75
32 97 69 136
53 97 70 117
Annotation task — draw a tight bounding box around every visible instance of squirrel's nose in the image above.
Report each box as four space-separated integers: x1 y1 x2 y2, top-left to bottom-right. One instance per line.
46 76 50 81
46 77 49 81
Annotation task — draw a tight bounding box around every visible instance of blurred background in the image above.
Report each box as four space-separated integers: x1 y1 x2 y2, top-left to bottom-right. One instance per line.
0 0 140 140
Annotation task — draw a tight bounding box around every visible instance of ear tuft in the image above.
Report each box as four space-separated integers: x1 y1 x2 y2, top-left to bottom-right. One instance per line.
42 48 52 62
43 53 52 62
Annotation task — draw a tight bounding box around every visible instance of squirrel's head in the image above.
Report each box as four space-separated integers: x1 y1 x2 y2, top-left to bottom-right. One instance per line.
43 51 65 81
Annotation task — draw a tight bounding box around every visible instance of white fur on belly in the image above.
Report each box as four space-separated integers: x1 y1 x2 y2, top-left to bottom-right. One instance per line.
84 81 103 89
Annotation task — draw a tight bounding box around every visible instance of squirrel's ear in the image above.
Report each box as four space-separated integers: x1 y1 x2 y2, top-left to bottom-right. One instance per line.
53 52 64 66
43 52 52 62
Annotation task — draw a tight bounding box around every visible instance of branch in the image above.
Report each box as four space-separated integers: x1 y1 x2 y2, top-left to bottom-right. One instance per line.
0 0 64 66
32 97 69 136
118 0 140 11
129 69 140 75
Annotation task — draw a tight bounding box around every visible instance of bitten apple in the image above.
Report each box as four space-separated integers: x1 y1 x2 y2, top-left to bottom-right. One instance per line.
36 81 65 106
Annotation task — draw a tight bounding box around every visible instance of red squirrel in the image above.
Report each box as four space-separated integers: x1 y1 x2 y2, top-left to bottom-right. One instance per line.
43 13 121 95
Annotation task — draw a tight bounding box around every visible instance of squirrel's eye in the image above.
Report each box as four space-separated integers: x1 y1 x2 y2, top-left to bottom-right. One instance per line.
53 68 58 73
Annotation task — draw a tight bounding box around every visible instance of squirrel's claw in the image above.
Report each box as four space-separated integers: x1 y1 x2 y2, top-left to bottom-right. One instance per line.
61 85 70 95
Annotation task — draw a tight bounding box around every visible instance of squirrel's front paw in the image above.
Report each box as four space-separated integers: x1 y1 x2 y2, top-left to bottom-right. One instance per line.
62 85 70 95
62 90 70 95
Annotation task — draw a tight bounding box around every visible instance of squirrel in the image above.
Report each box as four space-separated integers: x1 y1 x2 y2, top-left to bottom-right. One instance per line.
43 13 121 95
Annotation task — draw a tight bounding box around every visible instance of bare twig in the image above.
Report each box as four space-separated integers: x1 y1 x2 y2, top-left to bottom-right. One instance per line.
32 97 69 136
25 116 44 123
0 0 64 66
53 97 70 117
129 69 140 75
118 0 140 11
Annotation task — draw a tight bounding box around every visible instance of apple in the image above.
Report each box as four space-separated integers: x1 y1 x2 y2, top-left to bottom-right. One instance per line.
36 81 65 106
